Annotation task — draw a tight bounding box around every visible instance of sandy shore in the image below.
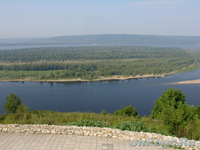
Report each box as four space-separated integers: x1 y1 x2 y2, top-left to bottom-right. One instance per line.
171 79 200 85
0 74 168 82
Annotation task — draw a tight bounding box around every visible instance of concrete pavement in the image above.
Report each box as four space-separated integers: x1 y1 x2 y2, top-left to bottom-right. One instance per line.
0 132 176 150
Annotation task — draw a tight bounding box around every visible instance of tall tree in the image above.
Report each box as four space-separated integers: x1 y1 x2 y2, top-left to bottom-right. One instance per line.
150 88 197 134
4 93 28 114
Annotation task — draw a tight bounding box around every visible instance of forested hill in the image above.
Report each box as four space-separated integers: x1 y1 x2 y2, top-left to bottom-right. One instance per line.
46 34 200 45
1 34 200 46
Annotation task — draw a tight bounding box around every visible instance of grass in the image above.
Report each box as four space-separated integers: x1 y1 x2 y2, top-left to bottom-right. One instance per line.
1 110 200 141
0 110 172 135
0 110 169 135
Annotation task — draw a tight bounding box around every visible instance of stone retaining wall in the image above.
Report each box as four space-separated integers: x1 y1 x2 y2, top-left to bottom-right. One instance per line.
0 124 199 150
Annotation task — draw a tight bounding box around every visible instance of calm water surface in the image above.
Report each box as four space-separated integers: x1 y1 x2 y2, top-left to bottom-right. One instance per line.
0 68 200 116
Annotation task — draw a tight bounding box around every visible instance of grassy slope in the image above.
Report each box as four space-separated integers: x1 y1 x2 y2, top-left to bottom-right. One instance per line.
0 111 169 135
1 110 200 141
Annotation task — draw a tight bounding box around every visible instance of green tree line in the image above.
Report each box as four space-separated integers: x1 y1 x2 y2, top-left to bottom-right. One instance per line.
0 46 192 62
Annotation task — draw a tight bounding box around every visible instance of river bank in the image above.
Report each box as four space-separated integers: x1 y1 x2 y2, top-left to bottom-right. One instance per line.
171 79 200 85
0 74 169 82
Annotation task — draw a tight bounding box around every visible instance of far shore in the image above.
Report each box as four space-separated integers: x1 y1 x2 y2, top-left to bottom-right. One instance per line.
0 74 169 83
171 79 200 85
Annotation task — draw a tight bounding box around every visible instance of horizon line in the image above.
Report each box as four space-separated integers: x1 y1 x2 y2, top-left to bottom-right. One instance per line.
1 33 200 40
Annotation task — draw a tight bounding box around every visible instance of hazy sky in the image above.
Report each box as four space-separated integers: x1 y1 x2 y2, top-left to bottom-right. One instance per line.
0 0 200 39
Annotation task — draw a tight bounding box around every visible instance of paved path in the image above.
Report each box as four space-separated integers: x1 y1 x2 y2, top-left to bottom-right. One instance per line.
0 133 176 150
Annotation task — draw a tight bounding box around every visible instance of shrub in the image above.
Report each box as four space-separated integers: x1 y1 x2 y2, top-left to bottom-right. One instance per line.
150 88 198 135
195 106 200 119
68 119 109 127
113 105 137 117
113 121 156 132
100 109 107 115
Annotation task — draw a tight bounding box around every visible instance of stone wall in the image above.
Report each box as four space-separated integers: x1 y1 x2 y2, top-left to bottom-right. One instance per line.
0 124 199 150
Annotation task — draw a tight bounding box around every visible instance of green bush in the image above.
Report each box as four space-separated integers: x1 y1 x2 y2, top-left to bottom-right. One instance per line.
195 106 200 119
100 109 107 115
113 121 152 132
68 119 109 127
113 105 137 117
181 120 200 140
17 103 29 113
150 88 198 135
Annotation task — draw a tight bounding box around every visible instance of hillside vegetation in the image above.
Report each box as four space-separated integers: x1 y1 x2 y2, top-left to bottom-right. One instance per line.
1 89 200 141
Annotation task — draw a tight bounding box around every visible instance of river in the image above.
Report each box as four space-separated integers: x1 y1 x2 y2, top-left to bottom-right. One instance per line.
0 68 200 116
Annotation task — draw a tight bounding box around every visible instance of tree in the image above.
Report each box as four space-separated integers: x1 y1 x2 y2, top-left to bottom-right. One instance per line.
113 105 137 117
195 106 200 119
4 93 29 114
150 88 197 134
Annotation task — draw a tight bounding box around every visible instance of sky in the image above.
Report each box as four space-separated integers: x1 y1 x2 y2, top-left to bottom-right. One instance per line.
0 0 200 39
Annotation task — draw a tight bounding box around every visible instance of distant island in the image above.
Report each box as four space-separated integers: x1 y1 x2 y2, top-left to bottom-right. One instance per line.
0 46 199 82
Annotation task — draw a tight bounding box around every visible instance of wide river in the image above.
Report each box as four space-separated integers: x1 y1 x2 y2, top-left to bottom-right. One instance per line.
0 68 200 116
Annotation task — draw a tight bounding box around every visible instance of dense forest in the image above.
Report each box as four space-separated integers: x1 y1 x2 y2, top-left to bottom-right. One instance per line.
0 46 196 80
